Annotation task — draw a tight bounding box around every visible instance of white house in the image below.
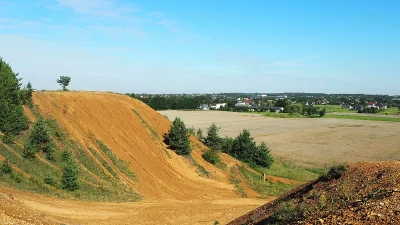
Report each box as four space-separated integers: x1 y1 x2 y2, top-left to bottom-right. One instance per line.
210 103 227 110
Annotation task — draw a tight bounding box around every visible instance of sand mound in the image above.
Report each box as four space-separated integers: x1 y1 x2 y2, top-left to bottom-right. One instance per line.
32 91 253 200
229 161 400 224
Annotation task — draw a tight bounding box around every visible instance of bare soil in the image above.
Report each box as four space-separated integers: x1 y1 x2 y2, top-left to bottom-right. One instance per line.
228 162 400 225
0 186 268 225
160 111 400 167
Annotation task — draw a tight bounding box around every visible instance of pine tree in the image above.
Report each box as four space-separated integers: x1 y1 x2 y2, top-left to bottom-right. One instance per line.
204 123 222 151
61 151 79 191
0 58 29 136
165 117 191 155
231 129 257 163
24 117 54 159
253 142 274 168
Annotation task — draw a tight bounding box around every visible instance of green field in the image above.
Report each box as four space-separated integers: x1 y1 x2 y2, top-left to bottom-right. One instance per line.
324 114 400 122
377 107 400 115
314 105 356 113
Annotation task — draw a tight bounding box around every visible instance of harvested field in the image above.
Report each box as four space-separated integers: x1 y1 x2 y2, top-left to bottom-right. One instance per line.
160 111 400 167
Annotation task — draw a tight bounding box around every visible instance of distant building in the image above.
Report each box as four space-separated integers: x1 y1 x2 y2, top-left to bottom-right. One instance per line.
198 104 209 110
235 102 246 107
210 103 227 110
367 102 376 108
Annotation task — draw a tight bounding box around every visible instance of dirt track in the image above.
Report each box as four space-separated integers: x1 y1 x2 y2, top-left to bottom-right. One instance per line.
160 111 400 167
0 186 268 225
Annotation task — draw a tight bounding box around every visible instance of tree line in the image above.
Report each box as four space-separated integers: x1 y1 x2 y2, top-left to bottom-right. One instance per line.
165 119 274 169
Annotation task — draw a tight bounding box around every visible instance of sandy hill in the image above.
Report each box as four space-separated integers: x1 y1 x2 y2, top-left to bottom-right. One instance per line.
0 91 299 224
228 162 400 225
30 91 257 200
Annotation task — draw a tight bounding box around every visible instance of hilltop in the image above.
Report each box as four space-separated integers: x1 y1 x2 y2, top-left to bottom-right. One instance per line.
229 162 400 225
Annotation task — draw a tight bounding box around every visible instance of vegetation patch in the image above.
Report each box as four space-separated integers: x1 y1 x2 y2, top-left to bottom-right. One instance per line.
87 146 119 179
96 140 136 181
324 114 400 122
132 109 159 138
238 166 296 197
186 155 210 177
229 167 247 198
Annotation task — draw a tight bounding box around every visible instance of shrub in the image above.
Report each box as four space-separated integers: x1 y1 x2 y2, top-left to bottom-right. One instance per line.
10 172 22 183
1 160 13 174
165 117 191 155
196 128 204 141
1 132 14 144
319 108 326 117
43 175 56 186
202 150 220 165
320 164 346 182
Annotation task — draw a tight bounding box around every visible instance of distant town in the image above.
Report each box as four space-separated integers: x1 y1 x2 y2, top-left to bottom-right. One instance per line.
127 92 400 115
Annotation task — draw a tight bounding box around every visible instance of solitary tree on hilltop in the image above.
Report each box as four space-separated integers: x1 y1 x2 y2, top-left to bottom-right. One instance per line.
57 76 71 91
165 117 191 155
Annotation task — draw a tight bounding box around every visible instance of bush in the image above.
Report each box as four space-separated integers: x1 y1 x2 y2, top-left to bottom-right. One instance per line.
165 117 192 155
43 175 56 186
10 172 22 183
320 164 346 181
1 132 14 144
22 142 37 159
202 150 220 165
319 108 326 117
1 160 13 174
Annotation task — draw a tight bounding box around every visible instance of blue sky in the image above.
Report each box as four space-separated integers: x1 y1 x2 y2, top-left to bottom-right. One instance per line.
0 0 399 94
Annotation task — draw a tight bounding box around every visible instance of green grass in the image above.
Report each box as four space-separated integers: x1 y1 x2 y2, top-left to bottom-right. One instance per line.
314 105 356 113
254 160 326 183
238 166 295 197
86 146 119 179
0 114 142 202
255 112 302 118
186 155 210 177
132 109 159 138
377 107 400 115
96 140 136 181
324 114 400 122
230 167 247 198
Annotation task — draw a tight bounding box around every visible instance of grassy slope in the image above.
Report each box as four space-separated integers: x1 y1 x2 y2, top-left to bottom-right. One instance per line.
0 108 140 202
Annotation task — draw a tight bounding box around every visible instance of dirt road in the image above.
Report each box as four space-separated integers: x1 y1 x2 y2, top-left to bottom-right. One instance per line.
160 111 400 167
0 186 268 225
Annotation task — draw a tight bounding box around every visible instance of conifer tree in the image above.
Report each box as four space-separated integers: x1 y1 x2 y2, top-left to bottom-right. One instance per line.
165 117 191 155
61 151 79 191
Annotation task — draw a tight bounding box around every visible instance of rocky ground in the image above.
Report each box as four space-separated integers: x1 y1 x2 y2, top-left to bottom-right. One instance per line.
229 162 400 225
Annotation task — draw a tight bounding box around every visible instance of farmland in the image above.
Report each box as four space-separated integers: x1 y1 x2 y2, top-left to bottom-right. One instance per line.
160 110 400 167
